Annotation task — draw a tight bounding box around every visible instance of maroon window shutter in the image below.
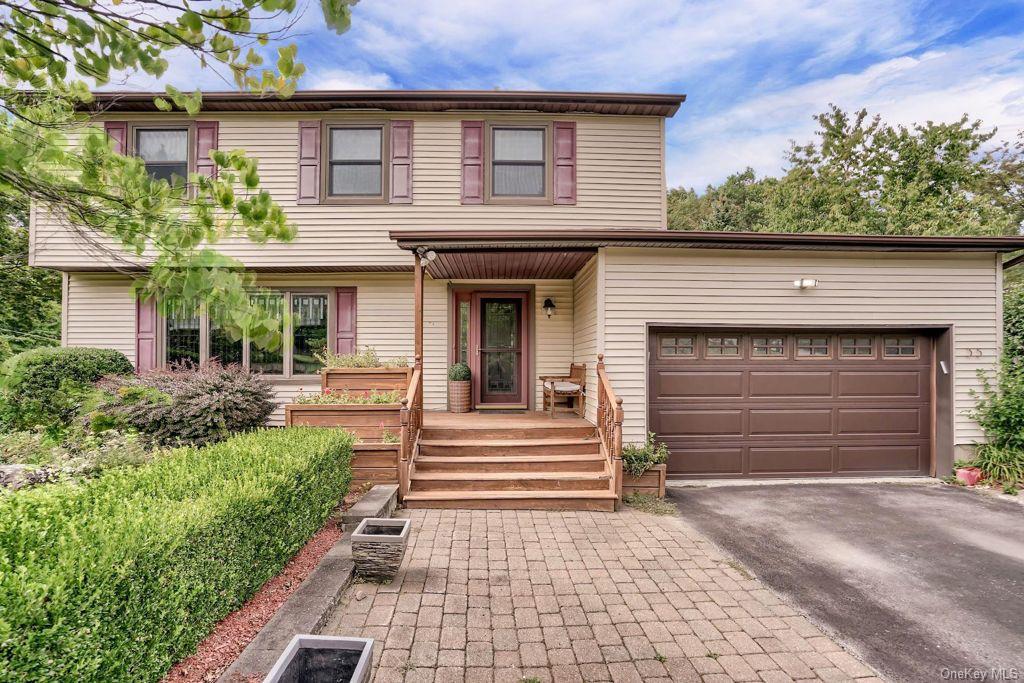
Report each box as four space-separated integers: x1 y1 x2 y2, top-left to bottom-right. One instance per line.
136 297 158 373
195 121 219 178
389 120 414 204
334 287 357 354
553 121 577 205
461 120 484 204
104 121 128 154
297 121 321 204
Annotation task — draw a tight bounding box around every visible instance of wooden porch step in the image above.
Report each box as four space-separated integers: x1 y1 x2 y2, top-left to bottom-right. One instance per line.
411 470 610 491
403 489 617 512
414 454 607 473
419 425 595 441
419 437 601 457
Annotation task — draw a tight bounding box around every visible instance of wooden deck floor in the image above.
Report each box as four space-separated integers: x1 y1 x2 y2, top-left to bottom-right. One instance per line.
421 410 593 430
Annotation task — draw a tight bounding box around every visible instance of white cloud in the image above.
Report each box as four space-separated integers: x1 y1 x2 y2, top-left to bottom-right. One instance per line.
305 67 397 90
345 0 924 89
669 36 1024 189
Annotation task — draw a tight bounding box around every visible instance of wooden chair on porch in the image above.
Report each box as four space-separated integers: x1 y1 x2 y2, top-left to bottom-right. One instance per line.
541 363 586 418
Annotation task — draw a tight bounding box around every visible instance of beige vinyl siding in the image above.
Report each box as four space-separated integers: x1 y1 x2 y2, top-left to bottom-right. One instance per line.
601 247 1001 447
572 256 600 422
64 273 137 364
60 272 582 424
31 113 665 269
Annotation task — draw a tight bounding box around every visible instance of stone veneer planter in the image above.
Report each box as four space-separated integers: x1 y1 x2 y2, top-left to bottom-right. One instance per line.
621 463 667 498
263 634 373 683
351 517 411 582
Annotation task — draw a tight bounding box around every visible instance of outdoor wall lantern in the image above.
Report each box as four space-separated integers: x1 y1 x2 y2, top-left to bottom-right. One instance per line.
793 278 818 289
543 298 556 318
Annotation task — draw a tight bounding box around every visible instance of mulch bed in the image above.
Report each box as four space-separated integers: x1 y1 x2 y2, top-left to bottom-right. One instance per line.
162 486 372 683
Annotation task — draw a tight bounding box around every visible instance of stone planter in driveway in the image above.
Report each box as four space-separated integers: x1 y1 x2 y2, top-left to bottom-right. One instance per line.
351 517 411 582
263 634 373 683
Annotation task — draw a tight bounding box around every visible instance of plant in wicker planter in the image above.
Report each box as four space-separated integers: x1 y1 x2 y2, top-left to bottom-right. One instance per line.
351 517 411 582
447 362 471 413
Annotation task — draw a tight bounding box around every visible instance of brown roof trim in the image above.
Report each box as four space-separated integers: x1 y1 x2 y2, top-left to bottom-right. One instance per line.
390 229 1024 253
84 90 686 117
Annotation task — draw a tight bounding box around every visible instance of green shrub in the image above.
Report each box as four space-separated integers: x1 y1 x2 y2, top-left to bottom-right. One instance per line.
0 347 133 431
294 388 403 405
0 427 154 482
0 427 353 682
90 363 275 447
621 431 670 477
447 362 471 382
313 346 408 369
967 444 1023 491
971 363 1024 452
1003 284 1024 363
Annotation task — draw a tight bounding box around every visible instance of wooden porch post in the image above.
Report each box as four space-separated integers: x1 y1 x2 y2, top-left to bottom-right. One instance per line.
414 254 424 362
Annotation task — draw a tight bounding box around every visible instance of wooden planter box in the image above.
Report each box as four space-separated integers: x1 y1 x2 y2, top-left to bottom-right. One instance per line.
622 464 667 498
352 442 399 488
284 403 403 440
321 367 411 393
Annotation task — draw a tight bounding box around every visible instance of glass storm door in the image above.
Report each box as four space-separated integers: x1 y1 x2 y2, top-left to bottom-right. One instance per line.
476 295 526 405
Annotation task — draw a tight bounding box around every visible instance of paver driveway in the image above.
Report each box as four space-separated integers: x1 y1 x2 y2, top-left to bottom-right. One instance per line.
324 508 879 682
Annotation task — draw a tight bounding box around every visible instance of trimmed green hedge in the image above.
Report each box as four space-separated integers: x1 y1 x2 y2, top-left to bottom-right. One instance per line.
1 346 134 430
0 427 354 682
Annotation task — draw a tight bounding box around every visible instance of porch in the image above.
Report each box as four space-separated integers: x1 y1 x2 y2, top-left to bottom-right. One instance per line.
392 232 627 511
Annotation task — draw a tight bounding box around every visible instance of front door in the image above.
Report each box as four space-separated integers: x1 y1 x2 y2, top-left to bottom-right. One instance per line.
472 293 527 406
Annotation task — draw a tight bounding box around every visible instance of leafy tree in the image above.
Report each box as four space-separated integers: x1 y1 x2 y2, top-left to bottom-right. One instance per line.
0 0 356 341
669 106 1023 237
0 194 60 361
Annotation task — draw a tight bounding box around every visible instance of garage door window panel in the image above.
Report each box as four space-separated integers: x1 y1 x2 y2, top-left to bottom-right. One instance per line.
706 336 741 358
751 336 786 358
659 334 696 358
841 336 875 358
796 336 831 359
884 337 918 358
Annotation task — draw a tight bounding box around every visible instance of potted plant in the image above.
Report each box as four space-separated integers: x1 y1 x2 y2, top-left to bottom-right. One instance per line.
621 432 670 497
264 634 374 683
447 362 471 413
351 517 412 582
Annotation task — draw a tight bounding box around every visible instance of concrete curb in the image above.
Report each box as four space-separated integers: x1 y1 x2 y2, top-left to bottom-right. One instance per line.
219 485 398 682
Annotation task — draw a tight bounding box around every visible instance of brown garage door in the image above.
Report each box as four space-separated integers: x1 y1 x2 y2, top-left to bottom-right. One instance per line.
648 330 932 478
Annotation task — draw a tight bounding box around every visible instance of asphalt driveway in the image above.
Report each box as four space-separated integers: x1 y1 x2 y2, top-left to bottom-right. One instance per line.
669 483 1024 683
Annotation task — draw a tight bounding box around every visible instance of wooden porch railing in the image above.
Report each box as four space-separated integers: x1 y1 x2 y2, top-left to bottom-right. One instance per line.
398 357 423 501
596 353 624 505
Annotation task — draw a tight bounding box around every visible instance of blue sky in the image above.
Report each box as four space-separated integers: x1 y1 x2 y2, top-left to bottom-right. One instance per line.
130 0 1024 190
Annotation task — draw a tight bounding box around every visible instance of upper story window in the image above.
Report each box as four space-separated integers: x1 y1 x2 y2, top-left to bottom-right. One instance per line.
491 127 546 198
327 126 385 198
136 128 189 185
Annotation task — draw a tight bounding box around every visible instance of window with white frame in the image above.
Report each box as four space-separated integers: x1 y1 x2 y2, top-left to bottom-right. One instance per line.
136 128 189 186
162 290 330 377
491 126 546 197
327 126 384 197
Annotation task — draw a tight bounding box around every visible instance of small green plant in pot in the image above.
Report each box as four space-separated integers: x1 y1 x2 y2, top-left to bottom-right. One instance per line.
447 362 471 413
621 431 669 477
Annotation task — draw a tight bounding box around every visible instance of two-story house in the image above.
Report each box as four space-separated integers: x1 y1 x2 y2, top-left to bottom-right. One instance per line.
30 89 1024 508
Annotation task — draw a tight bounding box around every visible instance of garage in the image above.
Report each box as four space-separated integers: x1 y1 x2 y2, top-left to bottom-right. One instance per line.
648 329 933 478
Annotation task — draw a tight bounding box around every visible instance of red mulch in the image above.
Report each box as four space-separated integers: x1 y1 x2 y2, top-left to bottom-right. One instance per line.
162 521 343 683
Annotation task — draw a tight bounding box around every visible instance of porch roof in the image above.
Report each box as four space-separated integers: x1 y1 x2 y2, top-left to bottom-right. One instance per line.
390 228 1024 255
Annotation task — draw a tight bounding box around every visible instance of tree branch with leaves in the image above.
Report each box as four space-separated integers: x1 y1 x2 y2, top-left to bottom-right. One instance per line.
0 0 356 345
